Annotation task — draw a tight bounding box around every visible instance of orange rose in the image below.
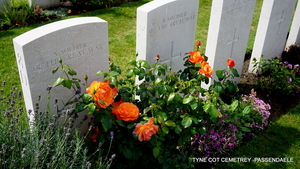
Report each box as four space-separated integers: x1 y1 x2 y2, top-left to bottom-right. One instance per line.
196 41 201 47
227 59 235 67
199 61 213 78
188 51 205 63
113 102 139 122
86 81 116 108
111 99 124 114
134 118 158 141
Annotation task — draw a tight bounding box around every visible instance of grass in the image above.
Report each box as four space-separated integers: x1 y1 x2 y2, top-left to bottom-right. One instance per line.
0 0 300 168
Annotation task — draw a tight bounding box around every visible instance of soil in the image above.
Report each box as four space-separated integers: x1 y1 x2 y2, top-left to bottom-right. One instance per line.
1 3 299 122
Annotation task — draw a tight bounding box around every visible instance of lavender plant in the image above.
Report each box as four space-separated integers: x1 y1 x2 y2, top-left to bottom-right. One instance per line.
226 93 271 139
191 93 271 159
240 94 271 132
0 81 114 169
191 118 241 158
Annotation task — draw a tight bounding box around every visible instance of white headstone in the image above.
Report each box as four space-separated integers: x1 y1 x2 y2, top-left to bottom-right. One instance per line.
204 0 256 86
13 17 109 131
248 0 297 73
28 0 60 9
136 0 199 72
286 0 300 47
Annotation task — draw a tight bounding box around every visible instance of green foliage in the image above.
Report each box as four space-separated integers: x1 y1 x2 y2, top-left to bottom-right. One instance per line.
41 8 69 18
0 0 35 28
253 57 300 95
210 64 240 102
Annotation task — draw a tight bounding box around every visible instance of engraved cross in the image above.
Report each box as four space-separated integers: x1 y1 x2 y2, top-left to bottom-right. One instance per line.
227 28 239 58
276 10 285 36
170 41 182 67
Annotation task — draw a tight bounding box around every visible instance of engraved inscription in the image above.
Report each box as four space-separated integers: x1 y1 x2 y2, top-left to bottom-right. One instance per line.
149 11 196 34
32 43 104 72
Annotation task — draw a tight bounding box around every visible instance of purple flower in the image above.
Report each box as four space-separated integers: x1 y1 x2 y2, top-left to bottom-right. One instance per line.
288 64 293 69
75 88 81 94
110 131 114 139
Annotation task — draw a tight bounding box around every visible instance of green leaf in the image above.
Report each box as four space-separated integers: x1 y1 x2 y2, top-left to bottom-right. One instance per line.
67 68 77 76
133 68 140 75
109 71 120 77
75 103 86 112
52 66 59 74
63 79 72 89
191 127 198 134
126 69 134 78
226 82 235 93
183 95 194 104
95 70 107 75
123 149 132 159
167 93 176 102
127 122 136 129
87 104 95 114
165 120 176 127
82 93 92 103
110 77 117 86
175 125 182 134
162 126 169 134
116 119 126 127
160 68 166 76
241 127 251 132
242 105 251 115
153 68 159 76
199 127 206 135
101 115 112 132
153 147 160 158
190 100 198 110
157 111 168 121
213 84 224 95
157 115 164 125
142 63 150 69
229 100 239 112
140 91 147 101
203 103 218 118
216 70 225 81
232 68 240 77
138 73 145 80
182 116 192 128
154 78 163 85
52 77 65 87
73 81 81 89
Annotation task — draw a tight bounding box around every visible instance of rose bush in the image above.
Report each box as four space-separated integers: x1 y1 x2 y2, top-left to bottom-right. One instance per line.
52 41 270 168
